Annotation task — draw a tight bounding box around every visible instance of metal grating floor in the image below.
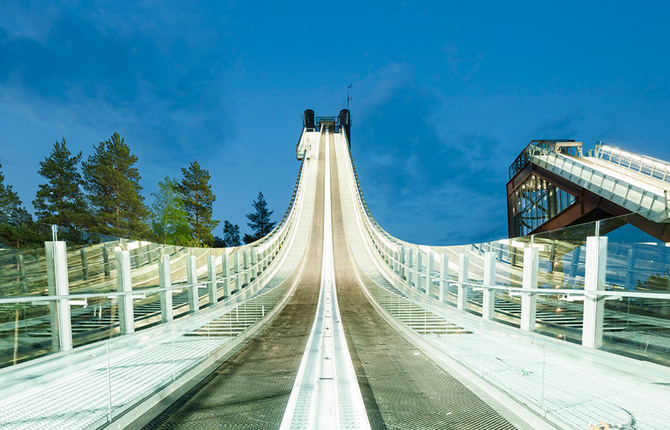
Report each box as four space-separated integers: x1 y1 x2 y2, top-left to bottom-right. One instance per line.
329 136 517 430
141 125 328 430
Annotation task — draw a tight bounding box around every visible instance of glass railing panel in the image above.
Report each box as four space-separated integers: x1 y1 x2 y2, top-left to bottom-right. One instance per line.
514 221 599 345
67 242 120 294
0 245 47 298
600 216 668 292
0 245 52 367
535 294 583 344
71 297 120 347
602 296 670 366
474 320 549 419
599 215 670 365
464 242 485 317
133 291 164 332
60 226 123 294
0 302 53 367
166 253 190 320
533 220 597 290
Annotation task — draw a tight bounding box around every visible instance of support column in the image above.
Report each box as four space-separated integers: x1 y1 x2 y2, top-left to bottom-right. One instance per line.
45 241 72 352
416 249 423 291
394 249 400 275
520 247 539 331
482 251 496 320
186 256 199 313
102 246 110 277
115 250 135 334
408 247 414 285
80 249 89 281
568 246 581 287
159 254 173 322
439 254 449 303
427 251 434 297
244 248 251 286
548 242 556 274
251 248 258 278
457 253 469 311
221 253 231 296
625 246 636 290
583 236 607 349
235 251 242 290
207 255 217 305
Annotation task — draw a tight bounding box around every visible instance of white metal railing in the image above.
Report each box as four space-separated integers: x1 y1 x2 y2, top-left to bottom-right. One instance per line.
340 132 670 353
529 144 669 222
591 142 670 185
0 150 310 365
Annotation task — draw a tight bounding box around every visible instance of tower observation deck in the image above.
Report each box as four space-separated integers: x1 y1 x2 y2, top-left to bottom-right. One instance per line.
1 112 670 429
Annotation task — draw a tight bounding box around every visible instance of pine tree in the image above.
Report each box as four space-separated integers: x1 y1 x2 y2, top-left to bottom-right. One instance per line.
244 191 275 244
82 132 149 238
0 163 36 247
222 220 241 246
177 161 219 246
33 138 90 229
151 176 191 245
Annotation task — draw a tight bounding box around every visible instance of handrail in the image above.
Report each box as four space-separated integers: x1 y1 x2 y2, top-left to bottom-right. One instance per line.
340 131 670 304
591 142 670 186
528 144 669 222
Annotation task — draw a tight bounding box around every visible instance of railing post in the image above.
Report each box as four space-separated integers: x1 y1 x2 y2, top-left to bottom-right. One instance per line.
159 254 173 323
400 245 406 279
440 254 449 303
482 251 496 320
548 242 556 274
221 253 230 297
186 256 199 313
243 249 250 286
457 253 469 311
80 249 89 281
520 247 539 332
582 236 607 348
242 248 251 286
408 247 414 285
102 246 110 277
426 250 434 297
45 241 72 352
250 248 258 278
568 246 581 287
394 249 400 275
625 246 636 290
207 255 217 305
416 249 423 292
235 251 242 290
115 250 135 334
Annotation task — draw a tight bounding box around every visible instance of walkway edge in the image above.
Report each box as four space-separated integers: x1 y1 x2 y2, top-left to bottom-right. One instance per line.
350 261 557 430
112 247 312 430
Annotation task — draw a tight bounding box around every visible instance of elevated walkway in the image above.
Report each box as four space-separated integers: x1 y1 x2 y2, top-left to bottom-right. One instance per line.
1 120 669 430
507 140 670 241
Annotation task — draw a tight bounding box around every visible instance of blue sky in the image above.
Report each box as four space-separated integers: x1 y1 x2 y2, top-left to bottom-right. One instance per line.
1 1 669 245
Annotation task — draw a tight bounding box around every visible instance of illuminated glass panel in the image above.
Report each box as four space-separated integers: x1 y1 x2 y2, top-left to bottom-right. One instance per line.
511 175 576 236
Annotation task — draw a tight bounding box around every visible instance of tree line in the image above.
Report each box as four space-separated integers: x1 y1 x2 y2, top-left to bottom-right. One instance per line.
0 133 276 248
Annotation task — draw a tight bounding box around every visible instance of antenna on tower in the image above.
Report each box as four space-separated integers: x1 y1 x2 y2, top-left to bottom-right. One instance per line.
346 84 352 109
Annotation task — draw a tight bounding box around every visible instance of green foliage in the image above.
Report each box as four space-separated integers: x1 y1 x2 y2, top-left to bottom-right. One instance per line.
222 220 241 247
33 138 91 229
637 270 670 290
177 161 219 246
244 191 275 244
82 132 149 239
151 176 191 245
0 163 42 248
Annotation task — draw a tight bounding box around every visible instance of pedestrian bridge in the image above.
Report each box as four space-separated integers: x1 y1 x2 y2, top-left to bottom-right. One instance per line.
1 117 670 429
